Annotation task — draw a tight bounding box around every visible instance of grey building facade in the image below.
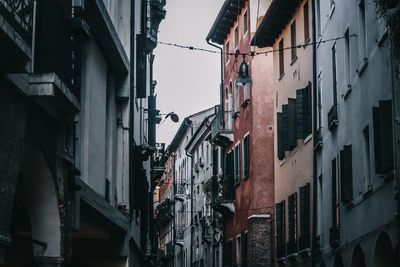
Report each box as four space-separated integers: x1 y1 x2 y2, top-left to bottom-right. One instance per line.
0 0 166 266
313 0 399 266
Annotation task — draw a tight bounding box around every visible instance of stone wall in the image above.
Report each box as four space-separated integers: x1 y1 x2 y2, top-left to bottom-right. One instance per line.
247 215 272 267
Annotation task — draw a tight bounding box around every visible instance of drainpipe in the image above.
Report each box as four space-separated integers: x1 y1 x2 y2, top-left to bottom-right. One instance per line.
129 1 136 266
31 0 37 73
207 39 225 128
311 0 318 266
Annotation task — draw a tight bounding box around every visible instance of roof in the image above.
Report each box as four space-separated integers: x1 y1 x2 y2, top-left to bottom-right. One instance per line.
206 0 246 45
251 0 302 47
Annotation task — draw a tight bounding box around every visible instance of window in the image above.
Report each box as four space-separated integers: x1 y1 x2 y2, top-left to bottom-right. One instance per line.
243 10 248 34
340 145 353 203
373 100 394 174
288 98 297 150
276 201 286 258
362 126 372 191
358 0 367 62
225 41 230 63
243 135 250 178
299 183 311 251
287 192 298 255
331 43 337 105
303 2 310 42
225 240 233 267
279 39 284 77
291 21 297 61
344 29 351 89
330 158 340 246
236 235 241 266
234 144 241 184
277 106 288 160
315 0 321 38
235 26 239 48
317 73 323 129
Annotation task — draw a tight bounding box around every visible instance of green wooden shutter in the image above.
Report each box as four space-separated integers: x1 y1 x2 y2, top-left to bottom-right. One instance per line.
277 112 285 159
288 98 297 150
296 85 312 139
299 183 310 250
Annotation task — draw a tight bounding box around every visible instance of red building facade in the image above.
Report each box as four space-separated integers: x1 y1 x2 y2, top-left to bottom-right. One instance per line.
207 0 275 265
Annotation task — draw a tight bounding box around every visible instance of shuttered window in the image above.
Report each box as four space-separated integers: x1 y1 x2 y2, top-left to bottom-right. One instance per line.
373 100 394 174
234 145 240 185
340 145 353 202
291 21 297 61
296 84 312 139
299 183 310 250
330 157 340 246
276 201 286 258
243 135 250 178
279 39 284 76
287 193 298 255
225 240 233 266
225 152 235 200
277 105 289 160
288 99 297 150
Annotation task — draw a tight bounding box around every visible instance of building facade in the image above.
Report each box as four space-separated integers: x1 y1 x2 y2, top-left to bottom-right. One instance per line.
207 0 275 265
0 0 166 266
313 0 398 266
253 1 314 266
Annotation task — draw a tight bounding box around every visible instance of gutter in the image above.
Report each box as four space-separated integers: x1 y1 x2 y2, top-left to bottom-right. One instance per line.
206 39 225 130
311 0 318 265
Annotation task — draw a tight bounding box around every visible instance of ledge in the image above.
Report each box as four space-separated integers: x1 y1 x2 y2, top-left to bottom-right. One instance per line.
84 0 129 75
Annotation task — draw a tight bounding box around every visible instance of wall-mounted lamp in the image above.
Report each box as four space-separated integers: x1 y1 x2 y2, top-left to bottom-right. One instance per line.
235 54 252 86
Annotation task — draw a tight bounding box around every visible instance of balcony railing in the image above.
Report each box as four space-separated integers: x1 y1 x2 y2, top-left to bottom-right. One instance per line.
0 0 34 44
210 109 234 148
328 104 338 132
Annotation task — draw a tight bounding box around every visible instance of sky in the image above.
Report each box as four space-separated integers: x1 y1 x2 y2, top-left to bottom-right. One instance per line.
154 0 225 146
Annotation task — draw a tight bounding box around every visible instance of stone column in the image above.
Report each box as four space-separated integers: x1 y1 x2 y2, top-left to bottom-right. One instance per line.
0 87 27 264
247 214 272 267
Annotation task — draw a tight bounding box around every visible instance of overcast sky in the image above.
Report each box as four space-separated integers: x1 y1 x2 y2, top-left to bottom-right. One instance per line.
154 0 225 146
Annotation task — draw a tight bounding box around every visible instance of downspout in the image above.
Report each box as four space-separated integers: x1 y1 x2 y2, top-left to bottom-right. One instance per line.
129 1 136 267
207 39 225 128
311 0 318 266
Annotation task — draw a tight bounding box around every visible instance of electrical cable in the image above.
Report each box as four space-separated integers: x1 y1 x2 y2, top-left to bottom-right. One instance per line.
157 34 357 57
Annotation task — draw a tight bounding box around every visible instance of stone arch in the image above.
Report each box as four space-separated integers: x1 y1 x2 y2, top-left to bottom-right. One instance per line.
373 232 395 267
20 146 62 260
334 253 344 267
351 245 366 267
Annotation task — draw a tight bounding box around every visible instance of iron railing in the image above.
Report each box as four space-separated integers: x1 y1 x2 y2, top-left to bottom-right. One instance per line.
0 0 33 44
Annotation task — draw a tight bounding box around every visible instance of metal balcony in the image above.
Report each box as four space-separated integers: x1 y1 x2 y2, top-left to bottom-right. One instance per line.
328 104 338 132
175 183 186 202
210 175 235 214
0 0 33 44
314 127 323 151
210 110 233 148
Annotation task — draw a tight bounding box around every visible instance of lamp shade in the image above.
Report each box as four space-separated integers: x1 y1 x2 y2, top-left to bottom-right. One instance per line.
235 60 252 86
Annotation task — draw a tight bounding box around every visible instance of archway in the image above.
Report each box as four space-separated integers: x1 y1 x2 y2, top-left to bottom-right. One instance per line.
373 232 395 267
351 245 366 267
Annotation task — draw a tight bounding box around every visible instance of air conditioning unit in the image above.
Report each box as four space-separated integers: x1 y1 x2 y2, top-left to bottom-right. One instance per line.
242 86 250 107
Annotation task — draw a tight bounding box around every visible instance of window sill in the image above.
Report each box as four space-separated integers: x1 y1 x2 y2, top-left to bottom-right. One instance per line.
279 158 287 166
342 85 352 100
376 27 388 47
303 38 311 49
356 58 368 76
279 72 285 81
304 134 313 144
290 56 298 66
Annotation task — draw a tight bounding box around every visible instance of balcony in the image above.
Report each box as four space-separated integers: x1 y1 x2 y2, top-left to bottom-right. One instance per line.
328 105 338 132
175 227 185 247
156 198 174 228
175 183 186 202
145 0 166 52
314 127 323 151
210 110 233 148
0 0 33 70
286 240 298 257
210 175 235 214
